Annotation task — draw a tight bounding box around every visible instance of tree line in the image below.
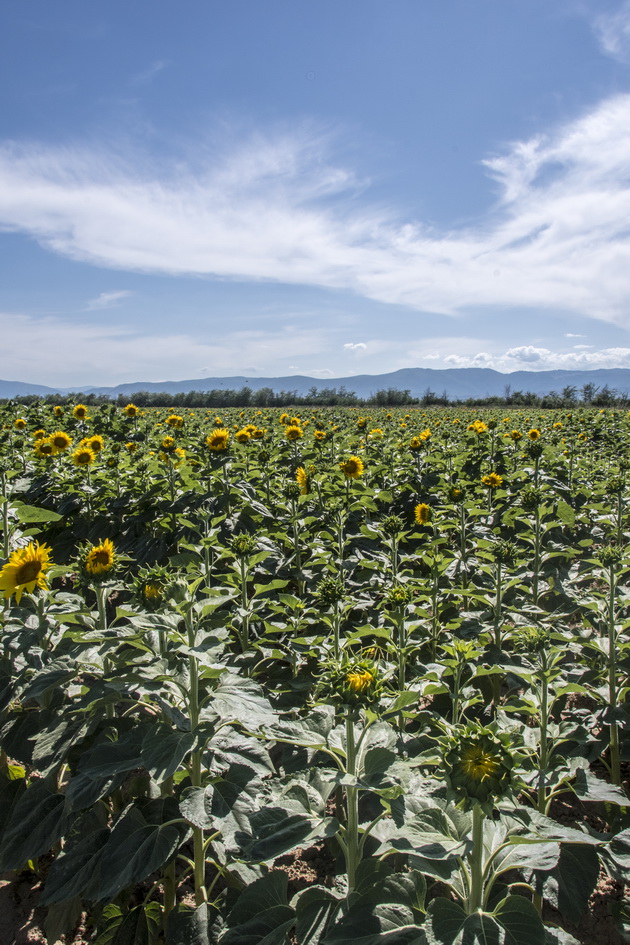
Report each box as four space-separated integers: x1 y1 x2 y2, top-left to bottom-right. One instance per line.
3 381 628 409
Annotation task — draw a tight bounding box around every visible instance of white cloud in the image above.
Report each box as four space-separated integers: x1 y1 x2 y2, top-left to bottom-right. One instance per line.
343 342 367 350
593 2 630 62
565 332 585 338
86 290 133 310
444 346 630 372
3 96 630 324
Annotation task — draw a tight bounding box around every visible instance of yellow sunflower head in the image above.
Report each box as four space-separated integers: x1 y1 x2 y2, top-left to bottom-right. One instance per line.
14 418 27 430
166 414 184 429
285 425 303 442
339 455 364 479
235 429 251 443
84 538 116 578
528 428 541 441
414 502 432 525
34 437 58 459
84 435 104 453
295 466 309 494
72 404 90 420
482 472 503 489
50 431 72 451
206 429 230 451
0 541 53 603
72 446 96 467
123 403 139 417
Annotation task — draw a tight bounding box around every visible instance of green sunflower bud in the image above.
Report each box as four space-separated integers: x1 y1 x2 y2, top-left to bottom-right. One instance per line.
443 723 514 811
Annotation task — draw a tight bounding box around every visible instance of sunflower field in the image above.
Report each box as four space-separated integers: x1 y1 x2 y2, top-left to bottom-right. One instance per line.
0 401 629 945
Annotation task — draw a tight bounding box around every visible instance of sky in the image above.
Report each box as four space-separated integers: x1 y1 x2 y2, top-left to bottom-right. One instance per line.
3 0 630 388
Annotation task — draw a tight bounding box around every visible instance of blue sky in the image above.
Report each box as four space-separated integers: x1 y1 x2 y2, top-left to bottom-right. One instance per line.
3 0 630 388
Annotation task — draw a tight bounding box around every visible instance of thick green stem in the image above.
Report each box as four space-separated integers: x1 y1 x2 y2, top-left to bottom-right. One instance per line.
467 804 485 914
186 612 207 906
533 510 541 607
161 776 177 918
607 565 621 786
344 711 360 896
1 470 9 562
239 556 250 651
537 667 549 814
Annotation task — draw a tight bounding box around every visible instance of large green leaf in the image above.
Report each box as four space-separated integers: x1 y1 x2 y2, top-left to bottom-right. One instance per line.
239 807 339 863
141 724 196 783
0 778 71 871
166 903 216 945
209 674 276 729
179 763 261 851
21 657 76 701
425 899 499 945
540 843 599 921
492 896 546 945
93 903 162 945
572 768 629 806
14 503 62 523
223 871 295 945
95 798 190 901
40 828 109 905
294 886 343 945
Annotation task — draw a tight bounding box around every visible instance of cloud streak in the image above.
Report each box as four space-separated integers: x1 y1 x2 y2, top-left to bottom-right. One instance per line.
86 290 133 310
2 96 630 322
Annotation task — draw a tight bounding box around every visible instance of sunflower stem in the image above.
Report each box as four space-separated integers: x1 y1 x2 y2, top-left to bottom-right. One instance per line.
468 803 485 914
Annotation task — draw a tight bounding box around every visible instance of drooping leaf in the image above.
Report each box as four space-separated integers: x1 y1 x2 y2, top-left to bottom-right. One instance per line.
141 725 196 783
223 871 295 945
40 828 109 905
540 843 599 921
95 798 190 901
0 778 71 871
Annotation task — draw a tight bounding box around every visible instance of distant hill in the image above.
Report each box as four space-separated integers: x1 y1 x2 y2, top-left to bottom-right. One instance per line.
2 367 630 401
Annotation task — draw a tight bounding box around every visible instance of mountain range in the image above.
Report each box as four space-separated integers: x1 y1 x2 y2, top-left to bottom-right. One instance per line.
1 368 629 401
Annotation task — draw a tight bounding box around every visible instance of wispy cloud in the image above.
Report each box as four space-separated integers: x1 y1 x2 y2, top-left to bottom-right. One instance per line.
131 60 169 86
593 1 630 62
343 342 367 351
3 96 630 323
0 310 331 389
86 290 133 310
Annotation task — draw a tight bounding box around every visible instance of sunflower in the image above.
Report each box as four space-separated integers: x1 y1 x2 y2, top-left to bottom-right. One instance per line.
468 420 488 435
34 429 46 439
339 455 364 479
50 431 72 451
235 429 251 443
285 425 303 442
125 441 138 452
409 436 423 451
279 413 289 424
0 541 53 603
314 429 328 442
14 418 27 430
206 429 230 451
214 416 224 427
84 538 116 577
161 435 176 452
34 437 57 458
72 446 96 467
72 404 89 420
123 403 139 417
346 668 374 693
295 466 309 494
53 405 64 417
83 435 104 453
414 502 431 525
443 724 514 808
510 430 522 442
528 428 541 440
166 414 184 429
482 472 503 489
